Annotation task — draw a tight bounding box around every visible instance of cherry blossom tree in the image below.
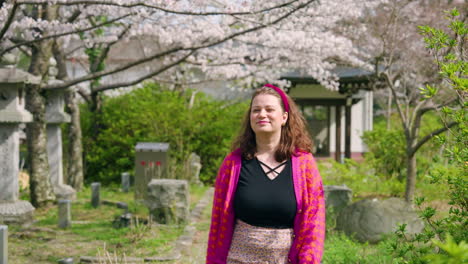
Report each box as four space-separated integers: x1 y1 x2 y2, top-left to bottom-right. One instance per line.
344 0 466 202
1 0 381 206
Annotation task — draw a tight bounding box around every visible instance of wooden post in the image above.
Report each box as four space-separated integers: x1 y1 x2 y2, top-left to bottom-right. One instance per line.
345 98 352 159
335 105 342 162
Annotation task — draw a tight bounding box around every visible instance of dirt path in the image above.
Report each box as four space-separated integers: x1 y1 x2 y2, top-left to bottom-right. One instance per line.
176 192 212 264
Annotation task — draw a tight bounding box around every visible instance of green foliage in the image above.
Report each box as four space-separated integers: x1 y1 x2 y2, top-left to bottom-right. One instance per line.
319 158 405 197
361 126 406 179
81 82 248 184
323 231 395 264
424 235 468 264
362 113 444 182
390 8 467 264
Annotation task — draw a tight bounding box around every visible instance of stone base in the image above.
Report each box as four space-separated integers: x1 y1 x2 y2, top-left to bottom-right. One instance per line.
54 184 76 201
0 200 35 225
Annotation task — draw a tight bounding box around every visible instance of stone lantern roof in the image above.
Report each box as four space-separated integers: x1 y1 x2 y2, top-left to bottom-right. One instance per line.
0 67 39 123
0 67 41 85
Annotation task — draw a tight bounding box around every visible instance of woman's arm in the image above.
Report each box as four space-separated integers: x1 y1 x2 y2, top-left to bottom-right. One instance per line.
206 155 235 264
298 155 326 264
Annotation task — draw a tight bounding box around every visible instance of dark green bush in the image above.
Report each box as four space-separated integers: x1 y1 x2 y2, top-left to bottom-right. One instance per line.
81 82 248 185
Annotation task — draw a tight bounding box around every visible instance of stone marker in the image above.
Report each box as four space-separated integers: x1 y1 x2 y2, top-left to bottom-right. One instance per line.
121 172 130 193
58 200 71 229
112 213 132 229
57 257 73 264
187 153 202 185
134 142 170 201
324 185 353 213
91 183 100 208
0 225 7 264
116 202 128 212
336 197 424 243
145 179 189 224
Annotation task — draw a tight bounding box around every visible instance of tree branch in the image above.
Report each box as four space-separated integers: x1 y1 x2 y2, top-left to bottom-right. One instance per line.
76 86 91 103
92 50 195 93
90 25 130 72
417 97 459 115
43 0 316 91
0 13 131 57
380 71 409 132
16 0 300 16
410 121 458 156
0 2 19 41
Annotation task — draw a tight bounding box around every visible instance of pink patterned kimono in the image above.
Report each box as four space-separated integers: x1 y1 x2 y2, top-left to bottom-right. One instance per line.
206 149 326 264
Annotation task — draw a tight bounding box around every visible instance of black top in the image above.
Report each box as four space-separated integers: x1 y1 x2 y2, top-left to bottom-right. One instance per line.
233 157 297 228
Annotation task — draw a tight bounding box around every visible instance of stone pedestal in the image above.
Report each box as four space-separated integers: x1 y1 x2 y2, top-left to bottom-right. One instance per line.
0 67 37 225
45 61 75 201
145 179 189 225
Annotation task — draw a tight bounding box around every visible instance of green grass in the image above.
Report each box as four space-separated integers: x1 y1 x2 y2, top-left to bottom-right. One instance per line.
323 230 396 264
9 183 209 263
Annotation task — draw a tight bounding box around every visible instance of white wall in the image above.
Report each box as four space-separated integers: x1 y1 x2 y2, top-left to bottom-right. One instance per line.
329 90 373 153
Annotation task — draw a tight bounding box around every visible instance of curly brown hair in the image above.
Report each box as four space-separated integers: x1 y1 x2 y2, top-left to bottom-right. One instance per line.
232 86 313 161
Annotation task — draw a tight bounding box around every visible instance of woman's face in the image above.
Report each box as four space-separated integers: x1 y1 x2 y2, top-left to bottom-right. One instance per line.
250 94 288 136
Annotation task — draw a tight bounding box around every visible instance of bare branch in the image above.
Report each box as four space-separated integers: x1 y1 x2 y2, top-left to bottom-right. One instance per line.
409 96 459 138
67 9 81 23
410 121 458 156
16 0 300 16
43 0 316 91
152 71 255 86
76 86 91 103
92 50 195 93
0 3 19 41
418 97 459 114
0 13 131 57
380 71 409 133
409 99 428 139
90 25 130 72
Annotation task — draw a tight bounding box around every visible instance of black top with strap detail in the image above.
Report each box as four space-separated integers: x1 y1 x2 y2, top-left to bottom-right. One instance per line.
233 157 297 229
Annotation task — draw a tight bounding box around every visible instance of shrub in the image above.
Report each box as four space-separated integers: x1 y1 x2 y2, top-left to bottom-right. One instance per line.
81 82 248 184
362 112 445 182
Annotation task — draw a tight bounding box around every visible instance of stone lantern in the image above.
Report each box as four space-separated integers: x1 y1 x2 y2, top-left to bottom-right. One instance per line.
45 58 76 200
0 63 39 225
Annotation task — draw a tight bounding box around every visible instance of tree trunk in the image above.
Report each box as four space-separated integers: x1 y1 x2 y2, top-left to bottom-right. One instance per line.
26 83 56 207
89 92 104 140
65 89 84 191
26 4 57 208
53 41 85 191
405 151 417 203
386 87 392 130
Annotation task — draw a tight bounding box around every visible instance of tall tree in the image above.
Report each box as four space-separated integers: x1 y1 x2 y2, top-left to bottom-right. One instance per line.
345 0 466 202
25 4 58 207
1 0 382 206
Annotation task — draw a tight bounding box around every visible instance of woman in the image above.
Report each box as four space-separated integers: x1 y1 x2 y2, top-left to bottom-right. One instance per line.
206 84 325 264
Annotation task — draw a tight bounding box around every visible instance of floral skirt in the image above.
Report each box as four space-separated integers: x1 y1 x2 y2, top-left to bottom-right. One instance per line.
226 219 294 264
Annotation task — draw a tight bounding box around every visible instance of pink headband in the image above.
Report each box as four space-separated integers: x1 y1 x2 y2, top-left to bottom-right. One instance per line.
263 84 290 112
